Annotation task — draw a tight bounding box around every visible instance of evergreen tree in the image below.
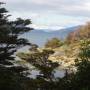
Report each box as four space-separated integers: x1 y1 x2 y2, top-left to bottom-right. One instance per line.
0 2 32 65
0 2 33 90
74 40 90 90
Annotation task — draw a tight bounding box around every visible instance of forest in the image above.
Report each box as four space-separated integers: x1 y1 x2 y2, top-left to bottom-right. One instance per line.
0 2 90 90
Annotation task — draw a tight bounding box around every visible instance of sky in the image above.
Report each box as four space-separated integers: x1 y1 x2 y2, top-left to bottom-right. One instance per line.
1 0 90 30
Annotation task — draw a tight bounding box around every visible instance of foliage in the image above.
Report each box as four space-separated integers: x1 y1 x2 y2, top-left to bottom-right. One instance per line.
66 22 90 44
73 39 90 90
0 3 33 65
0 66 28 90
0 2 33 90
18 49 59 80
1 1 90 90
45 37 63 49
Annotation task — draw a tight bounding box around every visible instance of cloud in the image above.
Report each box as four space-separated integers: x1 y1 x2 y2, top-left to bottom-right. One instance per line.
1 0 90 29
2 0 90 17
30 24 63 30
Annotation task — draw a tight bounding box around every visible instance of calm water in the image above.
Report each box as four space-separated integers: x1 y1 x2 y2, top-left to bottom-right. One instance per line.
21 63 65 79
28 68 65 79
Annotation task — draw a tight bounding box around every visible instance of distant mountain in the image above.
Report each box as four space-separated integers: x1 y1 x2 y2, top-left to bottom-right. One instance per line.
21 26 79 47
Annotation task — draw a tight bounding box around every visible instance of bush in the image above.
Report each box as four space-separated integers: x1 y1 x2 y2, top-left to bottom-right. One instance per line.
45 38 63 49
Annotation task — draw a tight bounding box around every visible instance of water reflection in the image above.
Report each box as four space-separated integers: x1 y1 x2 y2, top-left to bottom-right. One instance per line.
27 66 65 79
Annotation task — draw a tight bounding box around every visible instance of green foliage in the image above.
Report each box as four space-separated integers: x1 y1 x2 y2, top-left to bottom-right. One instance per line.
45 37 63 49
18 49 59 80
18 49 55 66
75 39 90 66
71 39 90 90
0 2 33 90
0 66 27 90
1 2 90 90
0 3 33 65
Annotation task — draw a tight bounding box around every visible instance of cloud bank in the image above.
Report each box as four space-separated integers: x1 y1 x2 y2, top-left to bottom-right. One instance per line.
1 0 90 29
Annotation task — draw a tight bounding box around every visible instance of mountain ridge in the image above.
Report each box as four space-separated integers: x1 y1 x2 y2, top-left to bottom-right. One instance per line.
22 26 80 47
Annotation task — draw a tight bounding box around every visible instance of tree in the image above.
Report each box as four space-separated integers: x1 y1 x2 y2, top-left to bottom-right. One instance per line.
0 2 33 90
18 49 59 81
62 39 90 90
74 40 90 90
29 44 39 53
45 38 63 49
0 2 33 65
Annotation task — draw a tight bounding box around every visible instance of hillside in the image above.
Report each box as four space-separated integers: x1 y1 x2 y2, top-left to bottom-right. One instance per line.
21 26 79 47
67 22 90 43
49 22 90 69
